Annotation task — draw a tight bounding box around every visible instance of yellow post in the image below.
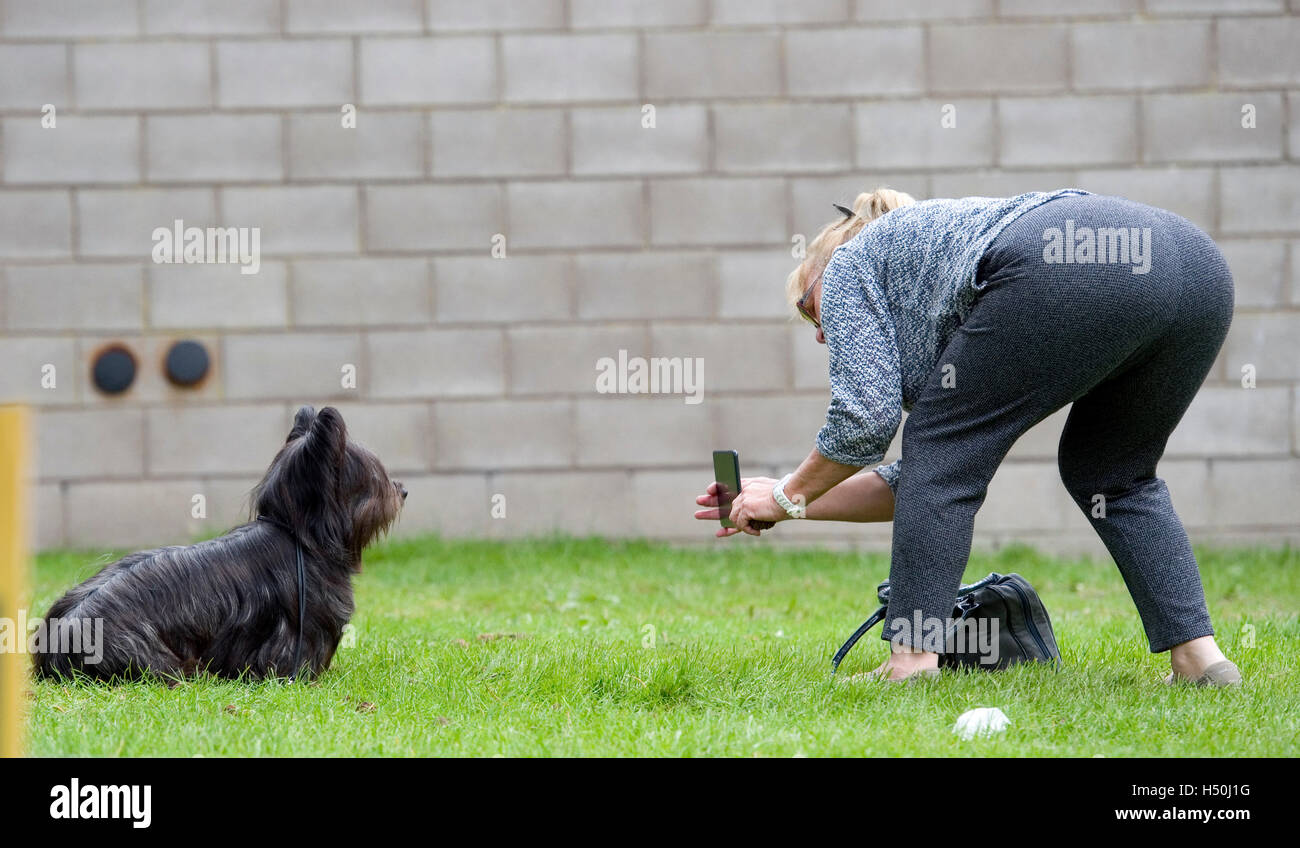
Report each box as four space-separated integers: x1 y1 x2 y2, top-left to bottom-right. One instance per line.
0 405 30 758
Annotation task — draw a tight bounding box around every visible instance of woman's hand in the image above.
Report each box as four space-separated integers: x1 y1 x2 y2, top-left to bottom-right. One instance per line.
693 477 783 538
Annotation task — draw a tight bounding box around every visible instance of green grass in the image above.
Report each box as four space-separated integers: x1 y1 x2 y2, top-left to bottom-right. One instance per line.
23 537 1300 757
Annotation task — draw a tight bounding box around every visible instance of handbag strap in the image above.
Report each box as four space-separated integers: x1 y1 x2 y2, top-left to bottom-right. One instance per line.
830 603 888 675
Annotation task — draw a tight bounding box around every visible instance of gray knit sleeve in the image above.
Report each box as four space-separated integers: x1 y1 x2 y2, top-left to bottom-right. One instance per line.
814 250 904 468
873 459 902 493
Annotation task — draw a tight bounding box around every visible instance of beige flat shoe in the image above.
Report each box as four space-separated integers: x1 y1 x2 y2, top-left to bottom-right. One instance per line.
846 667 942 685
1165 659 1242 688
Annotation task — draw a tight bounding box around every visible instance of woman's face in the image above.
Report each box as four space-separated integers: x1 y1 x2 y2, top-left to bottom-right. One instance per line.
806 273 826 345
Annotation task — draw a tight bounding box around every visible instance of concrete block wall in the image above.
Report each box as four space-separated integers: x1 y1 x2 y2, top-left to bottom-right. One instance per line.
0 0 1297 555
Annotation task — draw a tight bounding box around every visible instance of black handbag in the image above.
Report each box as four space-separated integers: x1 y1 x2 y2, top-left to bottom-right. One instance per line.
831 572 1062 674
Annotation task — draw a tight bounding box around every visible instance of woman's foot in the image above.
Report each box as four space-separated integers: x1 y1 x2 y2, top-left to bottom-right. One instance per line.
848 649 941 683
1166 636 1241 687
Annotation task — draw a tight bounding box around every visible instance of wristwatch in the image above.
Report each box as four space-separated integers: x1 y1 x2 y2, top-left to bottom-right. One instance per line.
772 474 807 519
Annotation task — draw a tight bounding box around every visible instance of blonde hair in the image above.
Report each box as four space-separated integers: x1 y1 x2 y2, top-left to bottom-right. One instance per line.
784 187 917 317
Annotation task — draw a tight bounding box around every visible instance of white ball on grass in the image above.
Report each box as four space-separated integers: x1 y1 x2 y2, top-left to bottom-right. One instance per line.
952 707 1011 740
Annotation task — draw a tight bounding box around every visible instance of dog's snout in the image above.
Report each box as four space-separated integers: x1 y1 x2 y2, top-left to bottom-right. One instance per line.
397 482 408 501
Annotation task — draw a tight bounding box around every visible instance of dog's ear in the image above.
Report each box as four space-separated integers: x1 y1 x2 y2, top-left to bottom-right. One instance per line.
287 405 317 443
308 407 348 468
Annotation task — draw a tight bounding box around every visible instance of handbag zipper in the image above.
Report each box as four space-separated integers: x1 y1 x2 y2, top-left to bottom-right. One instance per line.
1004 580 1051 657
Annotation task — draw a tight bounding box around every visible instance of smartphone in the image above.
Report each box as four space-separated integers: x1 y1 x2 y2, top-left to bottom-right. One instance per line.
712 450 741 529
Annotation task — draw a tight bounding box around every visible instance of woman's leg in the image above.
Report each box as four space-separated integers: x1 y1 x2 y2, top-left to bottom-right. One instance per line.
1055 216 1234 663
882 195 1230 667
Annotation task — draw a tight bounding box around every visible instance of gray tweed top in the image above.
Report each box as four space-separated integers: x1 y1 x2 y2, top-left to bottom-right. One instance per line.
815 189 1091 491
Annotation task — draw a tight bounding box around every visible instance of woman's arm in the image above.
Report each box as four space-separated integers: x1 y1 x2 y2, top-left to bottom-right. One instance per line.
804 469 895 522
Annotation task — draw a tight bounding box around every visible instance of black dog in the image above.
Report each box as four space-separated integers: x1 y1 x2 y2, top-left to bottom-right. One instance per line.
34 405 405 682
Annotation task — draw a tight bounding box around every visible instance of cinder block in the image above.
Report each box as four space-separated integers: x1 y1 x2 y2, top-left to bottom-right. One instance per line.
292 258 433 326
37 408 144 479
575 398 711 466
428 0 565 30
147 114 283 183
998 96 1137 167
1143 93 1282 164
65 480 206 549
929 170 1077 200
365 184 504 252
431 109 566 177
507 324 649 395
571 105 709 176
645 32 782 99
5 264 142 331
0 191 71 259
315 401 432 473
711 0 847 24
507 180 643 249
1167 387 1291 457
1004 406 1069 460
630 469 718 540
1071 22 1210 91
1000 0 1137 15
75 43 210 110
288 112 423 180
648 322 790 392
1207 458 1300 527
0 45 68 110
0 337 80 404
143 0 281 35
286 0 423 33
390 473 490 538
786 28 924 97
929 24 1067 94
196 477 262 531
1222 314 1300 381
433 399 573 469
1159 459 1213 529
222 186 360 255
854 0 992 19
146 404 288 475
570 0 706 27
1217 240 1287 308
503 34 638 103
216 40 353 108
976 461 1074 532
434 256 572 323
33 483 63 551
1219 166 1300 234
1289 93 1300 160
714 103 853 174
77 188 216 259
718 250 798 320
367 328 506 398
1073 167 1214 233
77 333 225 405
2 0 137 37
1146 0 1281 11
575 252 712 320
360 36 495 105
1217 18 1300 86
223 332 363 400
711 394 837 466
486 470 631 538
790 323 830 391
649 178 786 246
2 117 139 184
853 99 994 170
149 262 288 329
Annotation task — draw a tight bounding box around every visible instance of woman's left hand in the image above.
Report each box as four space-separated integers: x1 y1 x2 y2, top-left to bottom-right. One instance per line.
728 476 789 536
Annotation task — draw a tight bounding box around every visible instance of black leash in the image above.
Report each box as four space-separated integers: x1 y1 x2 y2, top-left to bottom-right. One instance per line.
256 515 306 682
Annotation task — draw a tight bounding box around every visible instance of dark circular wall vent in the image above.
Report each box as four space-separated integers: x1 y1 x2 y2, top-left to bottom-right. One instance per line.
164 339 211 388
91 345 137 395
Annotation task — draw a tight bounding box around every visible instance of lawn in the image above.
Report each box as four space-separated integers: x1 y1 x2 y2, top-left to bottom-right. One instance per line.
22 537 1300 757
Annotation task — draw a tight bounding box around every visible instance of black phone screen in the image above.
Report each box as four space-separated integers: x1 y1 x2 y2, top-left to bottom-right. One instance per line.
712 450 741 528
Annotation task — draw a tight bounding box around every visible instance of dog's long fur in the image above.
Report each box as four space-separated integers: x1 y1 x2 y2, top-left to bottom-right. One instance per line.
34 405 405 682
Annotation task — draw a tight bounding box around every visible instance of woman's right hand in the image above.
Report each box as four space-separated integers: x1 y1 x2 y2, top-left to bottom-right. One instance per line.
694 478 777 538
